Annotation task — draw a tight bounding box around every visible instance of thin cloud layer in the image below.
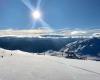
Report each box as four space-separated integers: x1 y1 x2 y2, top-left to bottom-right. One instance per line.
0 28 100 38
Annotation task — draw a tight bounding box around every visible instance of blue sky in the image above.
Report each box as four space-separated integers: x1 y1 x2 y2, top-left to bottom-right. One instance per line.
0 0 100 29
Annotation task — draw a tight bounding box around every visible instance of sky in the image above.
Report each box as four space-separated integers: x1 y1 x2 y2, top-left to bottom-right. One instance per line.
0 0 100 29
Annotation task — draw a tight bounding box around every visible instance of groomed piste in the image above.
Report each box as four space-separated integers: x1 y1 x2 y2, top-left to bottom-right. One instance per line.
0 48 100 80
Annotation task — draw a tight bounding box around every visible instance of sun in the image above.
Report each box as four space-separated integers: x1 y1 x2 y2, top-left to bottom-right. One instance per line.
32 10 41 20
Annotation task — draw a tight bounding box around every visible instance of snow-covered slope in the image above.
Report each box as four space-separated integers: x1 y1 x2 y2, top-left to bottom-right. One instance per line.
0 48 33 56
0 48 100 80
61 37 100 60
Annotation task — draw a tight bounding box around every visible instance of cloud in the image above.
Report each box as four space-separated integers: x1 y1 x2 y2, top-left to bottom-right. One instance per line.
71 31 86 35
0 27 54 37
55 28 100 37
0 28 100 38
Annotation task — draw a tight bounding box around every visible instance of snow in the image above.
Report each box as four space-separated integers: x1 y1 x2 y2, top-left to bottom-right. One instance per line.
62 37 100 59
0 48 100 80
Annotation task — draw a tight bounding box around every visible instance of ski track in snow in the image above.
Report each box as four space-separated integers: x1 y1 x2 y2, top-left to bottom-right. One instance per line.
0 50 100 80
43 56 100 75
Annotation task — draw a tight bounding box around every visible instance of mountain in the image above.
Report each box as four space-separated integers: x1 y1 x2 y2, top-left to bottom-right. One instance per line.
61 37 100 60
0 37 81 53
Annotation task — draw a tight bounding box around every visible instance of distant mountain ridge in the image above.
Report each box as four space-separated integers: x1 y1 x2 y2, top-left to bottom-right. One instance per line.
0 37 81 53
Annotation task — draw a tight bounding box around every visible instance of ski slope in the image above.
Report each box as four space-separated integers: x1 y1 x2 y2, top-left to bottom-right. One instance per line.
0 49 100 80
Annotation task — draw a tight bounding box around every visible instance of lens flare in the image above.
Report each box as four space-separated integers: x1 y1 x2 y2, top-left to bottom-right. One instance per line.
22 0 51 28
32 10 41 20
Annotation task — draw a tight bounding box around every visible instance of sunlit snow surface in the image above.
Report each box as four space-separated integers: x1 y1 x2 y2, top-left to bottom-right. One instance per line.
0 48 100 80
